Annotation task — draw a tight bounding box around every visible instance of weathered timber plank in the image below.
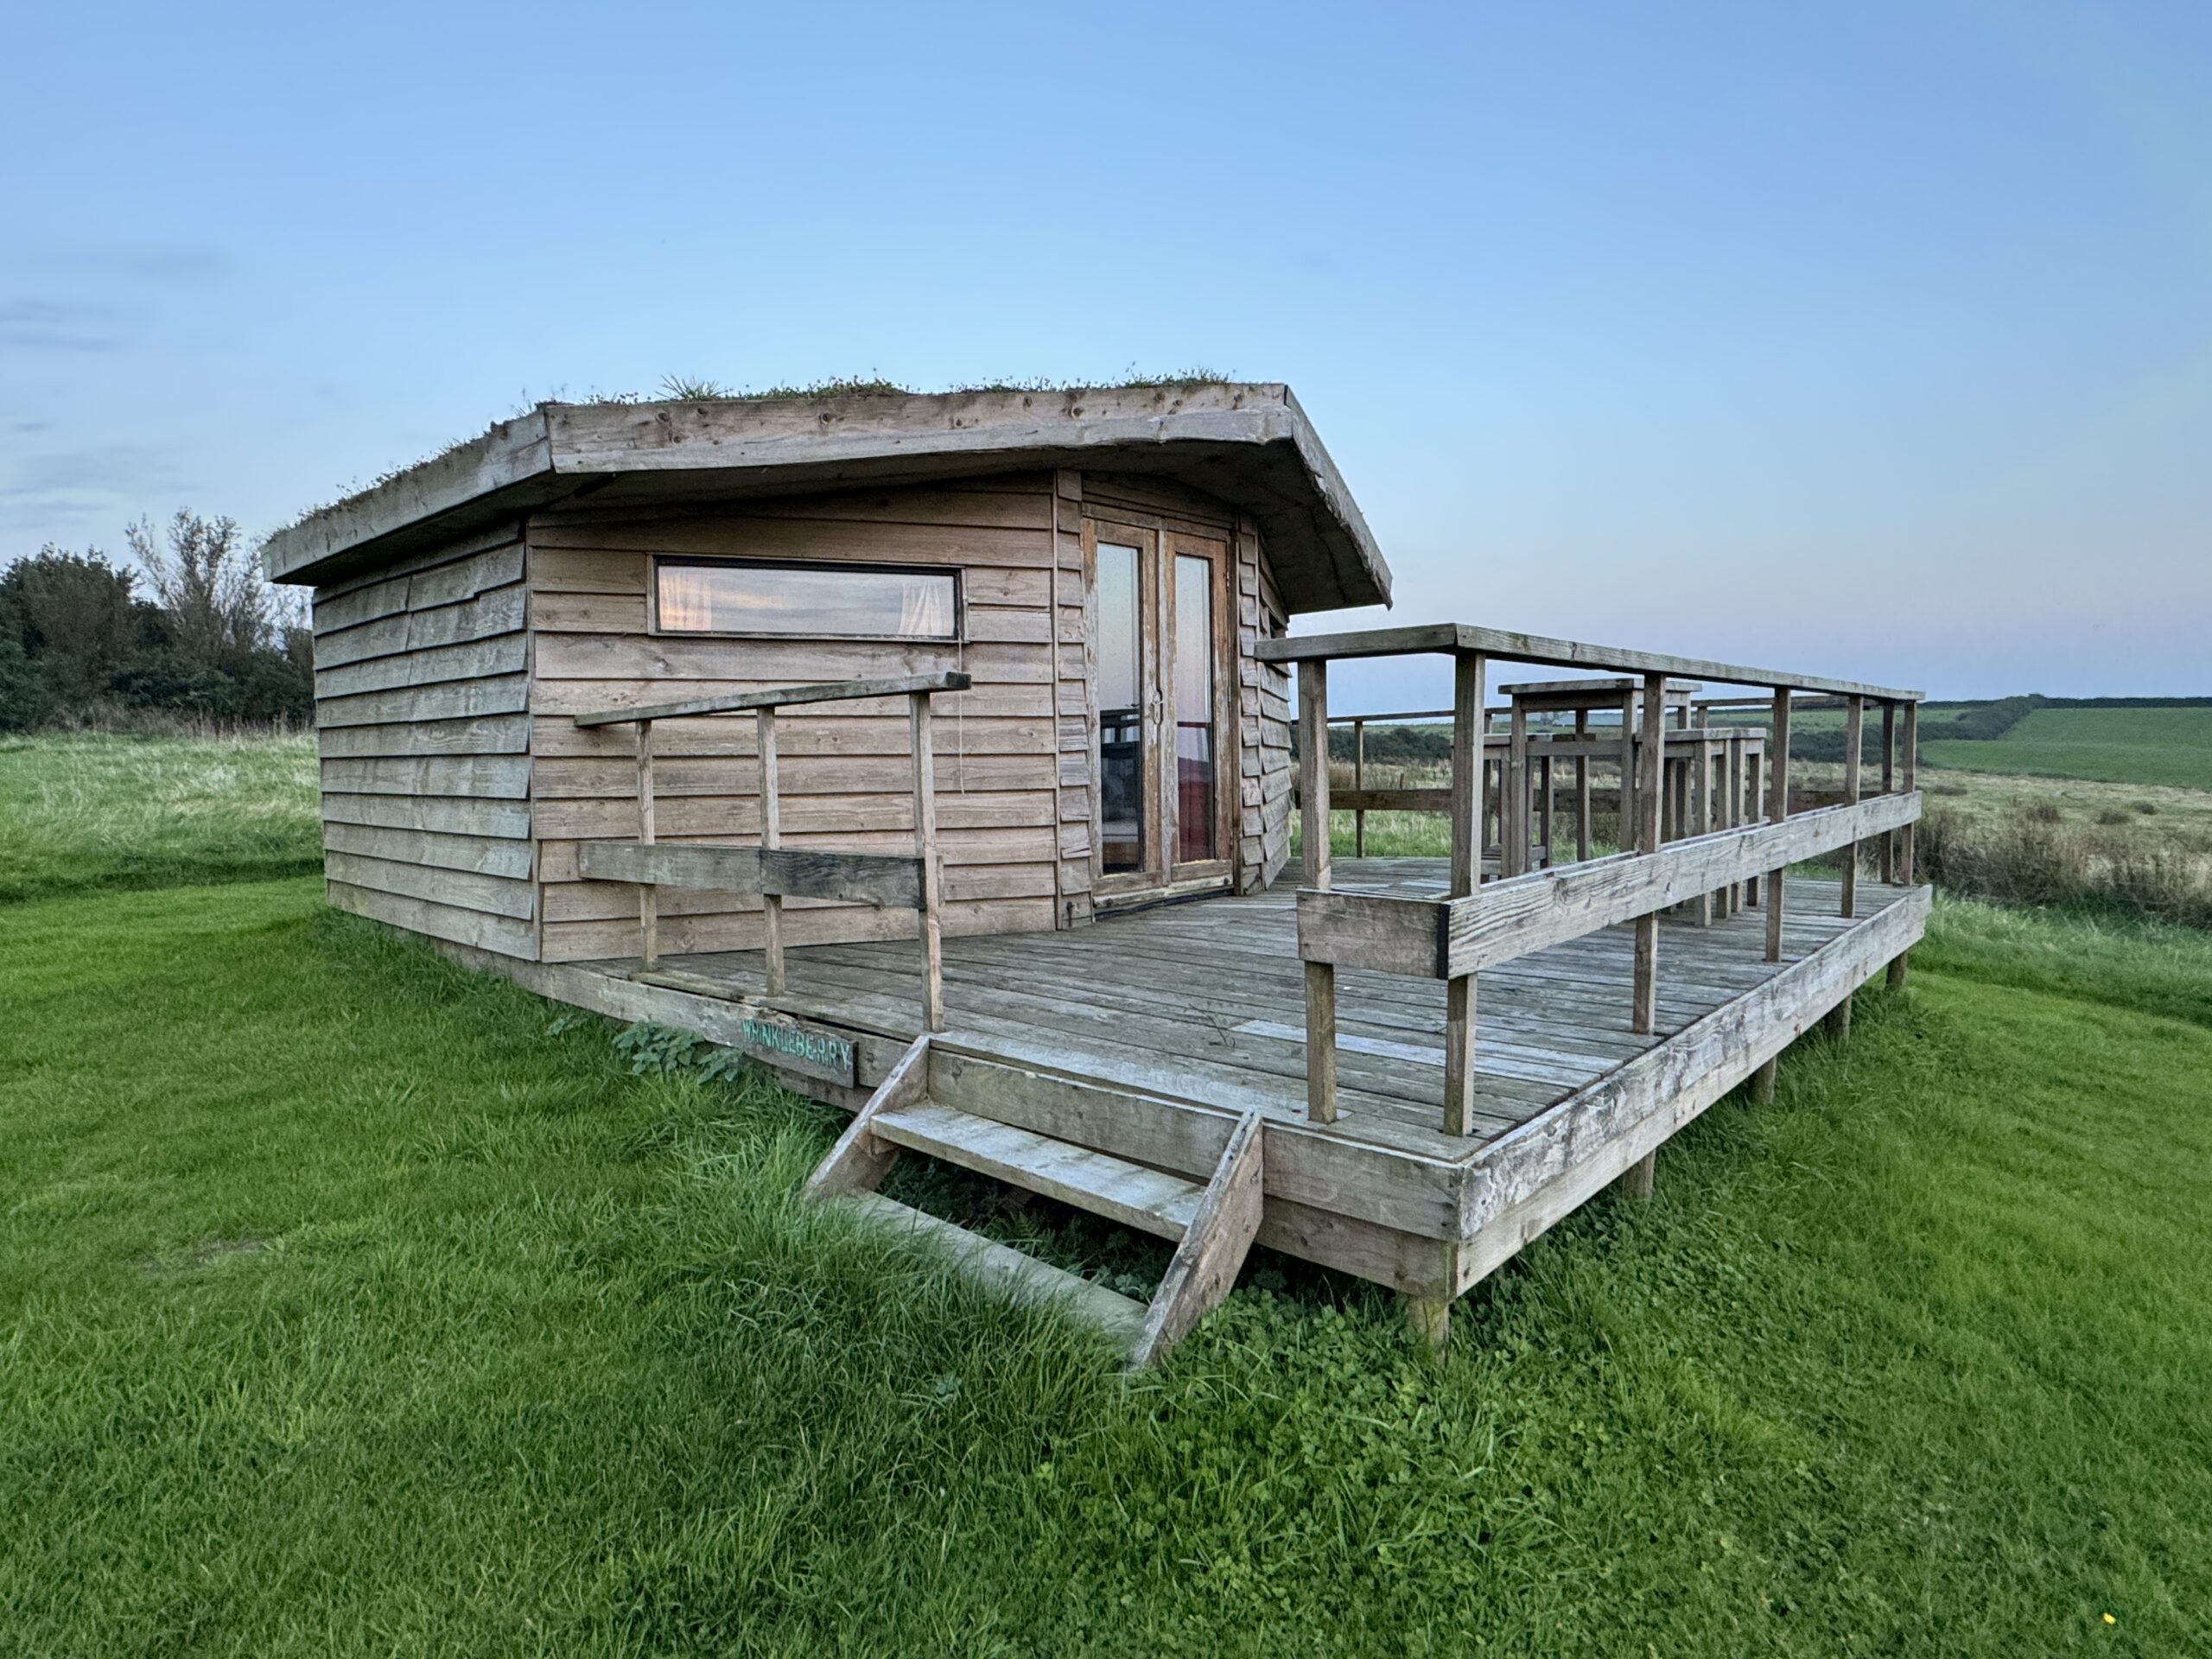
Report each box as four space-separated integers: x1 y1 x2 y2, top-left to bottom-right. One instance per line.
576 840 925 908
572 670 974 728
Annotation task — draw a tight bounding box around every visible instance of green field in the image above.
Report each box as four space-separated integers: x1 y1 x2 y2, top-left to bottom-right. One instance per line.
4 737 2210 1653
1923 706 2212 790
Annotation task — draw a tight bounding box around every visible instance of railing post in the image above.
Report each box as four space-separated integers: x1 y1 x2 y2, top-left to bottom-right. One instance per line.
1631 671 1666 1033
1745 743 1764 908
1618 689 1637 852
1444 651 1486 1135
1298 659 1338 1124
1505 699 1529 875
1765 691 1793 963
1573 709 1592 862
636 717 658 968
1690 734 1713 925
1880 700 1897 883
757 705 785 995
1900 700 1918 885
909 691 944 1033
1536 751 1554 869
1840 695 1863 918
1352 717 1367 859
1723 731 1745 916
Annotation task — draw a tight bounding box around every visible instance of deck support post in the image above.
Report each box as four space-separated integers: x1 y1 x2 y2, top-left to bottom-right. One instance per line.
1823 995 1853 1042
1899 701 1918 886
1840 695 1863 918
1618 1149 1656 1200
1299 659 1338 1124
1750 1056 1778 1103
636 717 658 968
1443 651 1486 1135
1631 672 1667 1034
1573 709 1592 862
1765 691 1793 963
910 692 944 1033
1401 1293 1452 1352
758 706 785 995
1886 950 1910 989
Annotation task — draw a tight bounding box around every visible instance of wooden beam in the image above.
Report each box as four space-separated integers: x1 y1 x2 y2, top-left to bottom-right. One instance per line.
1298 659 1338 1126
1880 700 1897 883
911 692 944 1033
1253 623 1923 703
1352 718 1367 858
1765 691 1793 963
802 1034 931 1199
1573 709 1592 862
1900 701 1919 886
1632 672 1667 1034
1128 1112 1264 1368
1294 792 1923 979
1840 695 1863 918
573 671 974 728
579 840 927 908
1444 651 1485 1136
1332 787 1454 814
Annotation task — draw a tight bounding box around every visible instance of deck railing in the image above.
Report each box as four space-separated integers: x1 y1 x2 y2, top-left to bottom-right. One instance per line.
1258 625 1921 1136
569 671 969 1032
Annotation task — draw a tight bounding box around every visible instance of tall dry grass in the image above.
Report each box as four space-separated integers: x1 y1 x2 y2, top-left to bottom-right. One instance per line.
1918 805 2212 931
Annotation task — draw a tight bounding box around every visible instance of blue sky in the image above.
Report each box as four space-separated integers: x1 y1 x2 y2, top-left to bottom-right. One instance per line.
3 0 2206 703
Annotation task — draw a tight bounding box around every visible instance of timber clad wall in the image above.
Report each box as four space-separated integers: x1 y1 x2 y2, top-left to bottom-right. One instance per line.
311 526 538 958
1238 516 1294 890
525 475 1067 964
308 470 1299 967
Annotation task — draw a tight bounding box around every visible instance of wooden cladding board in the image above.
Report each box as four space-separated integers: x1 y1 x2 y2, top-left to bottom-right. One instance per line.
312 532 537 957
1239 525 1294 891
578 840 926 909
527 479 1064 961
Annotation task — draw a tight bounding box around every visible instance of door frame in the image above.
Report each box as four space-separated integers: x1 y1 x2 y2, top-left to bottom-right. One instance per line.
1083 512 1235 910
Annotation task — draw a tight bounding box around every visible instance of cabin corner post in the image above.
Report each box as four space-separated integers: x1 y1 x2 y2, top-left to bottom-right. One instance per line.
1840 695 1864 918
636 718 658 968
1631 671 1667 1034
1443 650 1486 1135
910 691 945 1033
1297 658 1338 1123
757 706 785 995
1764 690 1793 963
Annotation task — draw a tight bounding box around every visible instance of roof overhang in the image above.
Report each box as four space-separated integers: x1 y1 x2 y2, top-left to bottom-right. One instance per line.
262 382 1392 613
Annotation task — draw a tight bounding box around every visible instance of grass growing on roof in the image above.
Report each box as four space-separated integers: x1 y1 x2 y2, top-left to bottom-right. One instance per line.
3 863 2209 1652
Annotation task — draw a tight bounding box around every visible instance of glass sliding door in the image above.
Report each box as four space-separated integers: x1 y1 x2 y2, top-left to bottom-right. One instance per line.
1089 518 1230 903
1096 537 1146 875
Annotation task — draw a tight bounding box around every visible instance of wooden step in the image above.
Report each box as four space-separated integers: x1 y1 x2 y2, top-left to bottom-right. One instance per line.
841 1192 1149 1349
803 1035 1266 1367
868 1097 1205 1241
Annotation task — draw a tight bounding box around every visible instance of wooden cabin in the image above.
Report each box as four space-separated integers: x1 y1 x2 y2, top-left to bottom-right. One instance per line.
267 383 1926 1363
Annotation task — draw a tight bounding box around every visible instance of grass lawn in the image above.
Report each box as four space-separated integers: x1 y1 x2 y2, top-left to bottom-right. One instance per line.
0 731 321 903
1923 707 2212 790
5 864 2210 1651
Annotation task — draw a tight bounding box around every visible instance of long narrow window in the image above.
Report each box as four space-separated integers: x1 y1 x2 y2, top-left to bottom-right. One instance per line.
655 559 959 639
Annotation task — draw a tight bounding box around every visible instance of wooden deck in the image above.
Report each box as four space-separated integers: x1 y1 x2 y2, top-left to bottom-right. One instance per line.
486 855 1926 1316
607 859 1905 1155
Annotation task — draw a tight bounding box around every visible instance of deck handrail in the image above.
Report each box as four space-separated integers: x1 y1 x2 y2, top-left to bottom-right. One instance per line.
1286 626 1918 1136
571 671 970 1033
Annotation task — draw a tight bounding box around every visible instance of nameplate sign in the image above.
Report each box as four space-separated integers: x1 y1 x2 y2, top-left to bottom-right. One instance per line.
734 1012 857 1088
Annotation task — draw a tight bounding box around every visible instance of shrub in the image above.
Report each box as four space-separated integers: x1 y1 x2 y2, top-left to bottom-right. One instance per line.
2096 809 2133 827
1919 806 2212 931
